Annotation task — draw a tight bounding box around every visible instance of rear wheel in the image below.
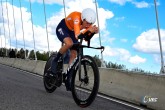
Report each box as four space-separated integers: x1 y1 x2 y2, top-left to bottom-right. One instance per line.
43 53 57 93
71 55 100 107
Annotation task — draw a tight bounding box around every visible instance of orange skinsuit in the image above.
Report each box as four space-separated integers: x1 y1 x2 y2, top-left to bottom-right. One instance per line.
65 11 92 39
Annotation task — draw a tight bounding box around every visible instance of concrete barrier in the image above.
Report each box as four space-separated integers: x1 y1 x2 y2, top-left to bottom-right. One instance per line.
13 58 26 69
0 57 15 66
0 57 164 110
20 59 38 72
32 60 45 75
99 68 165 110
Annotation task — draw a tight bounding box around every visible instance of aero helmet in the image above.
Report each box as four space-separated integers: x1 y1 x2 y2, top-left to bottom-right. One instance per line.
81 8 96 24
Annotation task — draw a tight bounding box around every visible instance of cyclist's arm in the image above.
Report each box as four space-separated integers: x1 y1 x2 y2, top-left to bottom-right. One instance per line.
74 19 95 39
77 30 95 41
73 18 81 39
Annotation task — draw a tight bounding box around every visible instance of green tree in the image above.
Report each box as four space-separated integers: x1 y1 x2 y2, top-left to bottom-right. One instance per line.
29 50 35 60
105 61 126 69
93 55 101 67
36 51 49 61
20 48 25 59
131 67 153 74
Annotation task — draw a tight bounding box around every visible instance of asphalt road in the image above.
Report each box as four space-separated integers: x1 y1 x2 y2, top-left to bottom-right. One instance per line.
0 64 149 110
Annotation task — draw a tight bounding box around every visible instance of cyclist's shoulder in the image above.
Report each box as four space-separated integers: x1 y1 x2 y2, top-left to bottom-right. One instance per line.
68 11 81 19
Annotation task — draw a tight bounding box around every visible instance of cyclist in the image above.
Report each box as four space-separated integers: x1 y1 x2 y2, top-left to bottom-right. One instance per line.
49 8 99 79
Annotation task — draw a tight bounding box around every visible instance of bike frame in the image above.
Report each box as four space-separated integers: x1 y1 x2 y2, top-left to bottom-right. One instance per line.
63 39 83 82
44 33 105 107
62 39 104 82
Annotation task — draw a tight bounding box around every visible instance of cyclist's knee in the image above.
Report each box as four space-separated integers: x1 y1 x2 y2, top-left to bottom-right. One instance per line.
63 37 73 48
65 43 73 48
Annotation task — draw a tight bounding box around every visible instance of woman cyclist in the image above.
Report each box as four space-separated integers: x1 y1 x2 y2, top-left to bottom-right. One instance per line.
49 8 99 79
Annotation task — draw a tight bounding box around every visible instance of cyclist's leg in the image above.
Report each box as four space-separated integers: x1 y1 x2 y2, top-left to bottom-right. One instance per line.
68 30 78 65
59 37 73 54
64 48 77 91
51 19 73 74
64 31 78 91
69 49 77 65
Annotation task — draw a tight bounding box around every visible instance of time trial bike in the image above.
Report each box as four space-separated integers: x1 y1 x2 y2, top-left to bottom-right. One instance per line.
43 35 104 108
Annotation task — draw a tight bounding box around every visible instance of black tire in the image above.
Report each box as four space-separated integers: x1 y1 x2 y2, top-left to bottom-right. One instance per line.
43 54 57 93
71 55 100 108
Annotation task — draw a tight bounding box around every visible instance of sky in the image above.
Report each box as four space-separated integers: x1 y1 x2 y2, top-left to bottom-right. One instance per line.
0 0 165 74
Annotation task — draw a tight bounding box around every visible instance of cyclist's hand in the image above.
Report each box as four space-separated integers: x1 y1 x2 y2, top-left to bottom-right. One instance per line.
93 25 99 34
88 25 99 34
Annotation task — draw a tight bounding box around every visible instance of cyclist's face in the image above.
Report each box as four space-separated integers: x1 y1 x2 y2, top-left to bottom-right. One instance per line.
82 20 92 29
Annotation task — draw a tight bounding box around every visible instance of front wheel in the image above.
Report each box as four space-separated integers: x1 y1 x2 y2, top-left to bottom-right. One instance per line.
71 55 100 108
